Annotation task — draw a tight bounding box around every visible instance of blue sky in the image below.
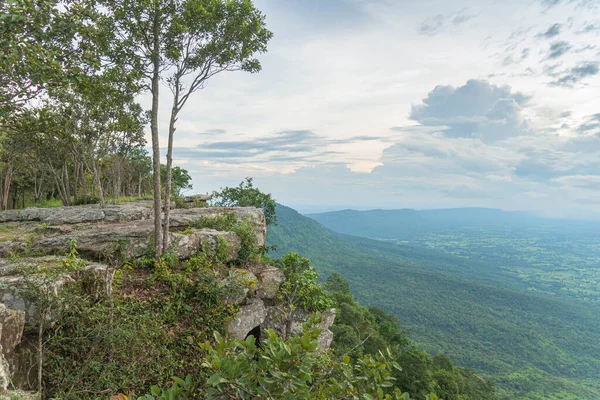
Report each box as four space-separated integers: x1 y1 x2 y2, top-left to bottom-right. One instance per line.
147 0 600 217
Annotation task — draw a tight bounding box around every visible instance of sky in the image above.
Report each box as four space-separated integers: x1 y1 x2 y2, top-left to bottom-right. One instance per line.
147 0 600 217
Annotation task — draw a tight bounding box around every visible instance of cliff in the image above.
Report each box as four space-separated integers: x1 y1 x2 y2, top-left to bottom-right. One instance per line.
0 204 334 398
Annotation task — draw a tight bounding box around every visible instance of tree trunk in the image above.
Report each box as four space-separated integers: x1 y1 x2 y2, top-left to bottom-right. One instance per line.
92 160 105 208
11 181 18 210
151 5 163 258
2 162 14 210
73 161 79 204
81 163 88 205
34 172 43 204
62 163 72 206
162 94 178 251
113 158 120 205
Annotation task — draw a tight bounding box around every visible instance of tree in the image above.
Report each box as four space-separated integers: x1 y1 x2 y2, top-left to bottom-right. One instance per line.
98 0 271 258
213 177 277 226
160 0 272 251
160 164 192 197
0 0 102 118
96 0 171 257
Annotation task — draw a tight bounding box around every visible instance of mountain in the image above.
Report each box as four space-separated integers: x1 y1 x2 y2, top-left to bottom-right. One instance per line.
308 208 600 304
307 207 600 240
267 204 600 400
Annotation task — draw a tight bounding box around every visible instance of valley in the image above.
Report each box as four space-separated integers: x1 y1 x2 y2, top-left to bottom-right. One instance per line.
268 205 600 399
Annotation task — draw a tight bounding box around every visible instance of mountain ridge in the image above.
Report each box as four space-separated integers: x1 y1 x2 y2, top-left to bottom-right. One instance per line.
267 203 600 400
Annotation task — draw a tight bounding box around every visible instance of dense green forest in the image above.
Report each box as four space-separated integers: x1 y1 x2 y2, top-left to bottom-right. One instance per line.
268 204 600 399
308 209 600 303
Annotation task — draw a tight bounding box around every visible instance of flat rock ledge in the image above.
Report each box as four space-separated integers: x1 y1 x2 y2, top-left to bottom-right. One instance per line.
0 205 266 260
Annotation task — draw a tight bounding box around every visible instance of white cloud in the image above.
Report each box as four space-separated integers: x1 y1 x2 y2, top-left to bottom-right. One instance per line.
143 0 600 217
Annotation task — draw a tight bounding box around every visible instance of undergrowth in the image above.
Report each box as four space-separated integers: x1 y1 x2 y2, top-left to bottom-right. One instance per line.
187 213 261 264
40 252 237 399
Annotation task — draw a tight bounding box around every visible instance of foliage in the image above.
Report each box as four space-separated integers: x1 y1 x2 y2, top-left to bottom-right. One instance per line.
213 177 277 226
160 165 192 197
134 376 195 400
189 213 259 263
325 274 497 400
198 317 417 400
41 255 236 399
0 0 101 116
267 204 600 399
276 252 333 312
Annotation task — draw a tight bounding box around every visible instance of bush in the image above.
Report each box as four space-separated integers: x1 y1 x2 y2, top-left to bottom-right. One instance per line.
212 177 277 226
189 214 259 264
197 316 421 400
276 252 333 312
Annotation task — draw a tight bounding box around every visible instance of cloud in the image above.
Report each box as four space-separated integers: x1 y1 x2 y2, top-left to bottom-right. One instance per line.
578 22 600 34
409 80 530 142
173 130 389 165
452 10 477 25
418 15 446 35
576 113 600 133
550 62 600 86
418 9 476 36
539 23 562 38
547 41 572 59
203 128 227 135
541 0 561 8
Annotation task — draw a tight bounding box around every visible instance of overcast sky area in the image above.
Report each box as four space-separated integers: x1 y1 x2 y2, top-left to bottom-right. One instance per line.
147 0 600 217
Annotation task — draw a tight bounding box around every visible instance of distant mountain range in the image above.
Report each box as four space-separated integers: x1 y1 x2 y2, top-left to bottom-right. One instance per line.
307 207 600 240
267 204 600 400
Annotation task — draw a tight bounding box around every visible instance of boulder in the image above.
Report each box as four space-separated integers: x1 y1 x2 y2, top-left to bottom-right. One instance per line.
171 229 240 261
169 207 266 247
249 266 284 300
0 304 26 391
263 307 336 351
227 298 266 340
31 222 241 261
219 269 257 305
0 257 107 326
0 204 153 225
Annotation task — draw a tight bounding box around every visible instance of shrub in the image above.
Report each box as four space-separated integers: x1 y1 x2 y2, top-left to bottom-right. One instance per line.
212 177 277 226
197 316 417 400
277 252 333 312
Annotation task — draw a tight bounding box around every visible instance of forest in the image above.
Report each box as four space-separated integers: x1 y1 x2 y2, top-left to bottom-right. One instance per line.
1 0 271 258
269 204 600 399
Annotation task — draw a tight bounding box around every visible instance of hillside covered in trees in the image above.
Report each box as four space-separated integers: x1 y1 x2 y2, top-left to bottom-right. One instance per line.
268 204 600 399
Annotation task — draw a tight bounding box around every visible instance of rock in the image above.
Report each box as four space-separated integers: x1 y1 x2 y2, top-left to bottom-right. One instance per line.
172 229 241 261
220 269 257 305
169 207 266 247
249 266 284 300
0 242 26 257
0 257 107 326
180 194 212 208
0 205 264 262
0 206 265 248
263 307 336 351
0 304 26 391
0 204 152 225
0 304 25 359
227 298 266 340
32 223 241 262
